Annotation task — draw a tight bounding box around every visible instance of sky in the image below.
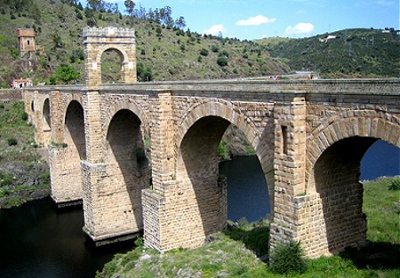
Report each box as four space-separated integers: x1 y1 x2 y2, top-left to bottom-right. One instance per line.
81 0 399 40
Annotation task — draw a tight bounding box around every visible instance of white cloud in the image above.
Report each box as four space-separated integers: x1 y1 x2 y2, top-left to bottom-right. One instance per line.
236 15 276 26
285 22 315 36
375 0 395 6
203 24 226 36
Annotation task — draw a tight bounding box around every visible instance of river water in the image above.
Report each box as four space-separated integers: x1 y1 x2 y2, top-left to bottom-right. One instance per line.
0 139 398 277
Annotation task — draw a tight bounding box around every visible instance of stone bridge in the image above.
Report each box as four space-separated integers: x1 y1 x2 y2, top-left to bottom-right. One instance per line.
22 27 400 258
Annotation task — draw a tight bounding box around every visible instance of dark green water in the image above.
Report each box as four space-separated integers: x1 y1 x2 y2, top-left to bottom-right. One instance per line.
0 198 134 278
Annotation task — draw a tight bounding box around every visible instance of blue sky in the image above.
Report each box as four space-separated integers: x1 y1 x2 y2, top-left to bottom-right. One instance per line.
81 0 399 40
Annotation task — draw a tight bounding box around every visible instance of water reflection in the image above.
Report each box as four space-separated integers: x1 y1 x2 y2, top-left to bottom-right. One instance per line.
0 198 134 278
219 156 270 222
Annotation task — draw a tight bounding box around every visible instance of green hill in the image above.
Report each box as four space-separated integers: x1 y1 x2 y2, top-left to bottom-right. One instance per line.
0 0 290 87
0 1 398 86
257 28 400 78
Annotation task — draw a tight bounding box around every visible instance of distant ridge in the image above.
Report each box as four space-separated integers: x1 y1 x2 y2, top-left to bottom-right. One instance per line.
257 28 400 78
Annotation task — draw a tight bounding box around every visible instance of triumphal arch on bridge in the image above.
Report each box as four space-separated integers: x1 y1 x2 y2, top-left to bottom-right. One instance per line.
23 27 400 258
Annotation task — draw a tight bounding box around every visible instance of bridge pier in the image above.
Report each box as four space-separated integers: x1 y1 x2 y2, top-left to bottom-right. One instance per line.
143 177 227 252
269 95 308 253
81 160 148 243
49 144 83 206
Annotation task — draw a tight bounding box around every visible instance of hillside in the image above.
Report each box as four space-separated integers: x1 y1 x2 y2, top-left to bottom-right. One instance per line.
0 101 50 208
258 28 400 78
0 0 290 87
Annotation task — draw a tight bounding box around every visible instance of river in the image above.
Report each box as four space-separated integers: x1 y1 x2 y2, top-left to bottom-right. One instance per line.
0 139 398 277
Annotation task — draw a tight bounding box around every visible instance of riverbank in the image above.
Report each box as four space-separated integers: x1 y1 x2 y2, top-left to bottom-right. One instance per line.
97 176 400 277
0 101 50 209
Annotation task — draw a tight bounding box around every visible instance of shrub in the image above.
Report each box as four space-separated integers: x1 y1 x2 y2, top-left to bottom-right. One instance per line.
7 138 18 146
219 50 229 57
199 48 209 56
388 180 400 190
218 140 229 159
269 240 307 275
217 57 228 67
21 112 28 121
211 45 219 53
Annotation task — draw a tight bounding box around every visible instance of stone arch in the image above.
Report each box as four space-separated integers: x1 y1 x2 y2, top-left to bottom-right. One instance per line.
306 111 400 192
64 100 86 160
102 100 150 140
176 100 274 194
50 99 86 203
97 46 126 83
83 27 136 86
43 98 51 130
171 100 272 248
101 108 151 236
42 98 51 146
303 111 400 256
176 100 259 158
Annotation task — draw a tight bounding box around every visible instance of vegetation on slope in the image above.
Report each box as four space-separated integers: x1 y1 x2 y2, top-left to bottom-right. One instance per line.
0 101 50 208
0 0 290 87
97 176 400 277
258 28 400 78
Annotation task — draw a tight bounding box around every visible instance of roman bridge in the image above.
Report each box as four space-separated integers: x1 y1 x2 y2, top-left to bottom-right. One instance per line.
23 78 400 258
21 27 400 258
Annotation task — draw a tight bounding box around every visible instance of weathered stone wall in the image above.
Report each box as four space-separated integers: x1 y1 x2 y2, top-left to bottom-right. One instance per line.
0 89 22 102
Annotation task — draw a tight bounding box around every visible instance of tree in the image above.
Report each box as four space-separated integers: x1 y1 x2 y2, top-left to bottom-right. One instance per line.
53 64 80 84
86 0 105 12
124 0 135 16
175 16 186 29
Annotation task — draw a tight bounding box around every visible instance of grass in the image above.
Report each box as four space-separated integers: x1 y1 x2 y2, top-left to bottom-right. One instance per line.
0 101 50 208
97 176 400 277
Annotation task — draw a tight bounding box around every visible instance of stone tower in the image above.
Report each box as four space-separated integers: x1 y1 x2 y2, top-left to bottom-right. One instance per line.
17 28 36 57
83 26 137 87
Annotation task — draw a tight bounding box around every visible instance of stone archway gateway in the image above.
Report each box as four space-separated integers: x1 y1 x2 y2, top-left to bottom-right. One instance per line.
83 26 137 87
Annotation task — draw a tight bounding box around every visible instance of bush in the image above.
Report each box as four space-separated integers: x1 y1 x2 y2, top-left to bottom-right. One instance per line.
388 180 400 190
7 138 18 146
217 57 228 67
21 112 28 121
211 45 219 53
219 50 229 57
199 48 209 56
269 240 307 275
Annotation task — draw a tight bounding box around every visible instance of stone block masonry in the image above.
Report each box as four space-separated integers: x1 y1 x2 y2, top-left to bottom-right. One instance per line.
21 26 400 258
24 79 400 258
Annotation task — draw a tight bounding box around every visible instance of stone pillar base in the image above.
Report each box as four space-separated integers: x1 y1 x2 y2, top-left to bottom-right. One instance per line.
49 145 83 204
81 160 146 246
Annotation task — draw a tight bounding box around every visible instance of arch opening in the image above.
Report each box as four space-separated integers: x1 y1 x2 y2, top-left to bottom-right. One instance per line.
41 98 52 147
176 116 270 247
65 100 86 160
43 98 51 131
101 48 123 84
105 109 151 233
311 136 391 255
218 125 270 223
